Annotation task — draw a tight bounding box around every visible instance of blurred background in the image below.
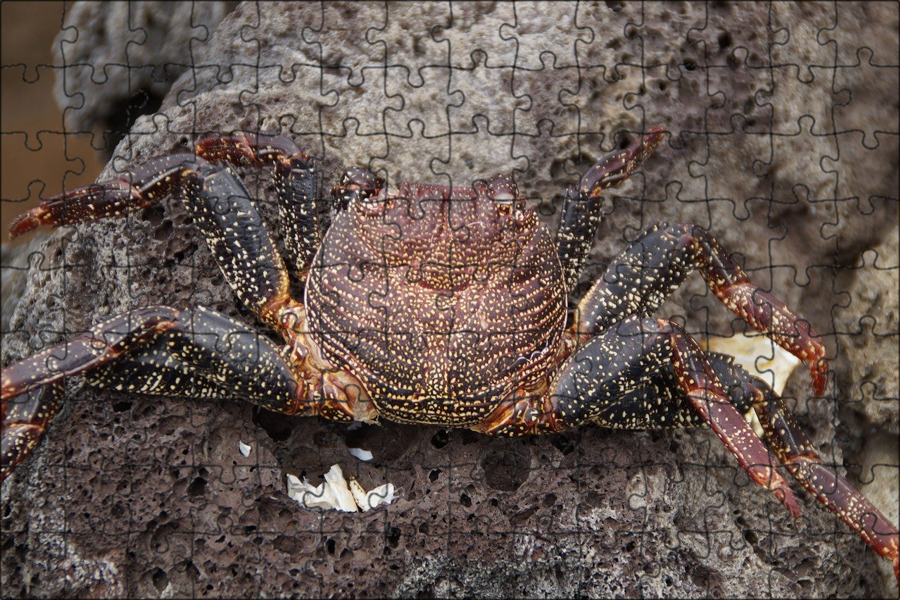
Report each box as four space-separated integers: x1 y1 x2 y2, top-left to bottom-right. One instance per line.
2 2 105 246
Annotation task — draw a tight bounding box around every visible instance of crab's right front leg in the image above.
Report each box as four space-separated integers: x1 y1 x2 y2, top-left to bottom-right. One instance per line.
9 151 304 332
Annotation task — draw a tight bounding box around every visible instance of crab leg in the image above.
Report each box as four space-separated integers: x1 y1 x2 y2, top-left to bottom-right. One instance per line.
1 384 63 482
577 222 828 396
0 306 318 482
194 133 330 277
712 360 900 579
480 315 802 517
480 326 899 578
7 153 304 334
10 133 328 277
8 154 198 237
556 127 664 293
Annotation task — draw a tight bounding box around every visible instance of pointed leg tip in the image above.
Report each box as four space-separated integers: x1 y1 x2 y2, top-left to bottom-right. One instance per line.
8 209 41 238
810 361 827 397
774 482 802 519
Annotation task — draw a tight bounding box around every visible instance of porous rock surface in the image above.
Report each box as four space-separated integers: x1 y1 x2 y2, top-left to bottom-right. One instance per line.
2 2 897 598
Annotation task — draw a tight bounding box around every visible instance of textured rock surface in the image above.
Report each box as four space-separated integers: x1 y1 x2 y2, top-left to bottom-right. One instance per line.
52 2 232 143
2 2 897 598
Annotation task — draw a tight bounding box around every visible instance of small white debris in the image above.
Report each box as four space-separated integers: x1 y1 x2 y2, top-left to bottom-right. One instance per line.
348 477 369 509
286 464 395 512
706 333 801 396
323 464 360 512
364 483 395 511
348 447 374 462
238 440 251 457
286 472 340 510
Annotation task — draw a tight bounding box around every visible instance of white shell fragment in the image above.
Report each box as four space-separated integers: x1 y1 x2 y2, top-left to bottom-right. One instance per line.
348 477 369 509
323 464 359 512
286 473 339 510
286 464 394 512
238 440 251 457
363 483 395 511
706 333 801 396
348 447 374 462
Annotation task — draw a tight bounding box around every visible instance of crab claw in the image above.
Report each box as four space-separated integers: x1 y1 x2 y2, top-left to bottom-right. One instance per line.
578 127 665 197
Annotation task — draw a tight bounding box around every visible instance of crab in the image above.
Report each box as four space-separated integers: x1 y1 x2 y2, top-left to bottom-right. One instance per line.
2 127 897 579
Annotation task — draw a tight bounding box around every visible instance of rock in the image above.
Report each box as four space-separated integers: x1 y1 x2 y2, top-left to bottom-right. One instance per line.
52 1 232 151
3 2 897 598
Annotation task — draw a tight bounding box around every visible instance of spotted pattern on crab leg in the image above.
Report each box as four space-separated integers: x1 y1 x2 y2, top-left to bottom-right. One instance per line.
82 306 312 412
1 307 181 401
195 134 330 278
7 153 201 238
1 307 180 482
5 148 305 337
555 128 665 293
554 316 799 514
176 162 296 327
0 305 377 481
1 383 62 482
715 368 900 579
481 315 800 518
664 320 802 517
577 222 828 395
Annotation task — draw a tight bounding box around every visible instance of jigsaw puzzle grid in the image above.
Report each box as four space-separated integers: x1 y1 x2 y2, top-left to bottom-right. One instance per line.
1 2 898 598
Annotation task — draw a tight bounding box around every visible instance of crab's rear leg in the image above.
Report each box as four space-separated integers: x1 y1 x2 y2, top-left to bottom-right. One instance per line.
555 127 665 293
478 321 899 577
479 315 802 516
713 359 900 579
577 222 828 396
0 305 351 482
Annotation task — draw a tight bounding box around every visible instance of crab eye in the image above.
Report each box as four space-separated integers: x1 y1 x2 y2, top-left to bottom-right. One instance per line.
486 175 518 203
333 167 387 213
340 167 378 189
339 167 383 199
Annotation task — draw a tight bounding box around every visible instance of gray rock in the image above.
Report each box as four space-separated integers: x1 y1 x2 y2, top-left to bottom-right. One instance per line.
3 2 897 598
52 1 233 148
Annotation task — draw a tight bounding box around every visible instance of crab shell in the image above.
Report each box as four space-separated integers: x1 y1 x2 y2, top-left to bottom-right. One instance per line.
307 175 565 425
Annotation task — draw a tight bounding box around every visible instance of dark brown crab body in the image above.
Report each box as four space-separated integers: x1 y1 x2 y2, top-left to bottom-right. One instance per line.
2 127 898 579
309 174 565 426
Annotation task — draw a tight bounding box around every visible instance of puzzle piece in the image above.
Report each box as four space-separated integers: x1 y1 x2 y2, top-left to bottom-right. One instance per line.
2 2 898 598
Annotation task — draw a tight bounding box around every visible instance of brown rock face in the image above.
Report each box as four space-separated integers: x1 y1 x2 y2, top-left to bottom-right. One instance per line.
2 2 897 597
